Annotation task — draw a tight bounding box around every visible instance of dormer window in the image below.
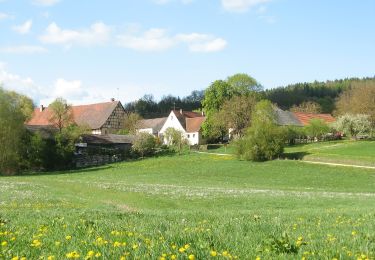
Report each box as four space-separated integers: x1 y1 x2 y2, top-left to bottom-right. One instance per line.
171 115 173 120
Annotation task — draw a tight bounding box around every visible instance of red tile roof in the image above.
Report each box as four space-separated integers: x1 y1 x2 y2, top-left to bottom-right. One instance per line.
186 117 206 132
292 112 336 126
27 101 121 130
172 110 205 132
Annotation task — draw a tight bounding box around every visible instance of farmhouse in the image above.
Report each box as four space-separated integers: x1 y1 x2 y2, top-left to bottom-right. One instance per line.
27 99 126 135
274 107 335 127
137 117 167 136
158 109 206 145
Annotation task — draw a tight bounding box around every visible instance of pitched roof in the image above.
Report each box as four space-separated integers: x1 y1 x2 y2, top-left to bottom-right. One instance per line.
138 117 167 132
171 110 205 133
186 117 206 132
27 101 122 130
81 134 135 145
274 107 304 127
292 112 336 126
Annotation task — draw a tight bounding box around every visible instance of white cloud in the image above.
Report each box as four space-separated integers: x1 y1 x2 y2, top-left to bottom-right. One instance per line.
12 20 33 34
52 78 88 100
0 12 12 20
0 45 48 54
39 22 111 47
0 67 46 102
221 0 271 12
117 28 176 52
33 0 60 6
117 28 227 53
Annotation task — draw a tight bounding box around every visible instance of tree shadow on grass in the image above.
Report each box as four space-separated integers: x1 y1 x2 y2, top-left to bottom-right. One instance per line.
281 152 310 160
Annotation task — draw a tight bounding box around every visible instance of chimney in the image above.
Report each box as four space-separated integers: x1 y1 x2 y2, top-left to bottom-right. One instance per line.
180 108 183 114
111 98 115 102
40 105 44 112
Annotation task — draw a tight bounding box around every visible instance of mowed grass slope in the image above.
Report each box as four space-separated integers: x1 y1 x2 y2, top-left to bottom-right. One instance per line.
1 150 375 259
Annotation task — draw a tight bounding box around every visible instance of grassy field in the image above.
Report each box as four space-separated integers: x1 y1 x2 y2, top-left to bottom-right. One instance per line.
1 143 375 259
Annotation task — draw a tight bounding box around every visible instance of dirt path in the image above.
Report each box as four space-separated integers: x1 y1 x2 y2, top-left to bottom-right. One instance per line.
301 160 375 170
194 151 234 156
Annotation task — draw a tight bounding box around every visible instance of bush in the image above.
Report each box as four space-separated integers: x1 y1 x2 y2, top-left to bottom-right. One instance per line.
304 119 330 141
236 100 285 161
163 128 188 154
333 114 372 140
132 133 157 158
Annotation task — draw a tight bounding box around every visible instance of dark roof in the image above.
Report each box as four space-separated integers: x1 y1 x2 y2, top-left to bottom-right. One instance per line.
138 117 167 132
25 125 58 139
80 134 135 145
274 107 304 127
27 101 123 130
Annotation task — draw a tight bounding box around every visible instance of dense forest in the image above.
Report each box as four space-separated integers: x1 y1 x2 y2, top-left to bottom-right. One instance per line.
125 76 375 117
264 77 375 113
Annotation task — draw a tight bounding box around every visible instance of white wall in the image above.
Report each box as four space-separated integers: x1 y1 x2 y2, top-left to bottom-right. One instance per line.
159 111 186 134
185 132 200 145
138 128 153 135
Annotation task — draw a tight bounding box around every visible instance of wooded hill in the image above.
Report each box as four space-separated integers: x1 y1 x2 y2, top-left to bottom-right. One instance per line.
125 76 375 117
264 77 375 113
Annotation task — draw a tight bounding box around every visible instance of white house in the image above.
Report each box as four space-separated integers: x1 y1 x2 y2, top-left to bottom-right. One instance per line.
159 109 206 145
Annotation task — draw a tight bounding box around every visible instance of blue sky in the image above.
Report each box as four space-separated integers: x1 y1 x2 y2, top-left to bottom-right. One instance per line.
0 0 374 105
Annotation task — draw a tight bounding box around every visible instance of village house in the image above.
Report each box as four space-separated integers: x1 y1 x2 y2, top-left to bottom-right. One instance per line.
137 109 206 145
274 107 336 127
27 99 126 135
137 117 167 136
158 109 206 145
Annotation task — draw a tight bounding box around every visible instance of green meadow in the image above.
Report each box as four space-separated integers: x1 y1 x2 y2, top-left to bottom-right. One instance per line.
1 141 375 259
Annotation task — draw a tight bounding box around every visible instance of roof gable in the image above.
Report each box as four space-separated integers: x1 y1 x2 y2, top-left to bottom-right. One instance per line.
27 101 123 129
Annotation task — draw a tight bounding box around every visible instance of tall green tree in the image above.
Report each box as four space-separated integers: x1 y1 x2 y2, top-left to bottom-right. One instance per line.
0 87 30 174
227 73 263 94
49 98 74 132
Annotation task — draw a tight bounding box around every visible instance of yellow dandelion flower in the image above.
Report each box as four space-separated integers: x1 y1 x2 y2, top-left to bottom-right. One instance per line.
222 251 229 257
352 231 357 236
1 241 7 247
11 257 19 260
171 255 177 260
66 235 72 240
95 252 102 258
86 250 95 257
188 254 195 260
55 241 61 246
120 257 126 260
255 257 261 260
132 244 138 250
159 257 166 260
31 239 42 247
113 241 122 247
210 250 217 257
179 247 185 253
184 244 190 249
66 251 80 259
47 256 55 260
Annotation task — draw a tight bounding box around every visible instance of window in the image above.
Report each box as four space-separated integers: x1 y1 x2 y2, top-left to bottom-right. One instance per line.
171 115 173 120
187 134 190 138
193 134 195 138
